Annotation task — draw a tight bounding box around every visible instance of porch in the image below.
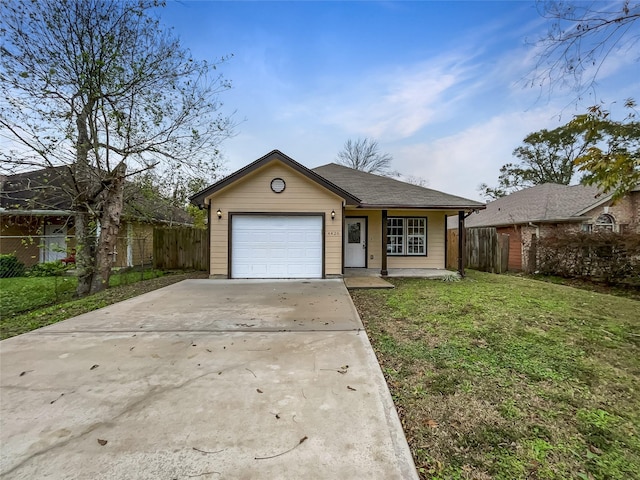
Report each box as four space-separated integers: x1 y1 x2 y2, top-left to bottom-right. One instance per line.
342 268 459 289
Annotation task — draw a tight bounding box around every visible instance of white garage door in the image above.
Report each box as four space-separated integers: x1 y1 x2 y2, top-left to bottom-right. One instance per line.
232 215 323 279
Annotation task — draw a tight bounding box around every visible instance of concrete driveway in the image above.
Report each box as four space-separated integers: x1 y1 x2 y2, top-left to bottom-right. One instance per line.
0 279 417 480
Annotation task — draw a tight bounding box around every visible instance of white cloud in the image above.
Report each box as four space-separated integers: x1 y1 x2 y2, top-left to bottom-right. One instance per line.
278 52 481 142
392 107 569 201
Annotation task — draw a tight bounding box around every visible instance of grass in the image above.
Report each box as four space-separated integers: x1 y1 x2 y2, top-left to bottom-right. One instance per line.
0 269 165 318
350 270 640 480
0 270 206 339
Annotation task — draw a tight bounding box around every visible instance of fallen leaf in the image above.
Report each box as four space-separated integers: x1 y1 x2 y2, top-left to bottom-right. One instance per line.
97 439 107 446
347 385 357 391
589 445 603 455
426 419 438 428
257 388 263 393
90 364 99 370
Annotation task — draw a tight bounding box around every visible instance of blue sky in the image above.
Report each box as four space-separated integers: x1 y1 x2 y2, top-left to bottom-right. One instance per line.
160 1 639 201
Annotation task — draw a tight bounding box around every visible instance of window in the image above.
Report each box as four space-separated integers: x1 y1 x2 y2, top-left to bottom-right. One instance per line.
594 213 615 232
387 217 427 255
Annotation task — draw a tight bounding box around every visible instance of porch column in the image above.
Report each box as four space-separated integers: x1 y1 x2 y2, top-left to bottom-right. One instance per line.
457 210 465 277
381 209 388 276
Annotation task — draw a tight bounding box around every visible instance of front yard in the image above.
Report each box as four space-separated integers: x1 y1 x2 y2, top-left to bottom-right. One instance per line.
0 270 206 339
351 271 639 480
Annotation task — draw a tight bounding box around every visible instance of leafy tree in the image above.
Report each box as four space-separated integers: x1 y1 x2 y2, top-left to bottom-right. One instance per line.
572 101 640 201
0 0 233 295
531 0 640 97
336 138 397 176
479 123 590 199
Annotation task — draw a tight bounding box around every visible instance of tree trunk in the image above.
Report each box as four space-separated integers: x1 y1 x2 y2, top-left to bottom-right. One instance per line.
75 210 95 297
90 164 126 294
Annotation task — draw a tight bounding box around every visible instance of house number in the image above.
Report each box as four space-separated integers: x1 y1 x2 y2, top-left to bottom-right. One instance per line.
327 231 341 237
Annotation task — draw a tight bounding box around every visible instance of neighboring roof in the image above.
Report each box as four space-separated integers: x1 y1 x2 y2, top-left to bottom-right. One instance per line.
1 166 194 225
312 163 485 209
464 183 603 228
190 150 361 207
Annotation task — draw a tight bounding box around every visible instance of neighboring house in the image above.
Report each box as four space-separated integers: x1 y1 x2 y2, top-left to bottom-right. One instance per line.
463 183 640 271
190 149 484 279
1 167 194 268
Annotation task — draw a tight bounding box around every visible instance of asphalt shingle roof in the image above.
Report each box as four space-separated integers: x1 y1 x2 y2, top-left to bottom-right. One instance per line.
464 183 603 228
312 163 484 209
1 167 194 225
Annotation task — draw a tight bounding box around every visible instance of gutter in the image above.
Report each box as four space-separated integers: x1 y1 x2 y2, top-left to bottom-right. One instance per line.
356 204 486 211
0 209 74 216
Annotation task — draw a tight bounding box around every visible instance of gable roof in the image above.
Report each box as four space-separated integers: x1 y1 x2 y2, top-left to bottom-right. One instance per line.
190 150 361 207
1 166 194 225
465 183 603 228
312 163 485 209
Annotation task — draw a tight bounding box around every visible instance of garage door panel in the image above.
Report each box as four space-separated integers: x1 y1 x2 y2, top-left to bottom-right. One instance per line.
232 215 323 279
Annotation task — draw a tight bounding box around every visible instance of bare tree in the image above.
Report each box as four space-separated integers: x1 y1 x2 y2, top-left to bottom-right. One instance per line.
336 138 397 176
0 0 234 295
530 0 640 98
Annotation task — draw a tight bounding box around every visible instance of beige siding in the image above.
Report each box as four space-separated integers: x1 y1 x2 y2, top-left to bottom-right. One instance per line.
345 208 448 269
0 215 74 267
206 161 344 277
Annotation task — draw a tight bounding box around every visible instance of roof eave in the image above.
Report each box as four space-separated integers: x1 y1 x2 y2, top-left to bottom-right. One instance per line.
0 209 74 216
190 150 361 207
469 216 589 228
355 203 486 211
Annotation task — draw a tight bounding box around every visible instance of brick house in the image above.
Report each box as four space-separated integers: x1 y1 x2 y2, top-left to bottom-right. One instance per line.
464 183 640 271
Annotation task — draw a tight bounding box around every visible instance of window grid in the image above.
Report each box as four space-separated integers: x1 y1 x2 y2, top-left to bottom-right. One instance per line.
387 217 426 256
407 218 426 254
387 218 404 254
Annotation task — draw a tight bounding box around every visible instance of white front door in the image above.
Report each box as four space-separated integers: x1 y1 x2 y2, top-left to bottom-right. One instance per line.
41 224 67 262
345 218 366 268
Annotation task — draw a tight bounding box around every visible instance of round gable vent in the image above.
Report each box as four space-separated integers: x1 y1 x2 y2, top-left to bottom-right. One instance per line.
270 177 286 193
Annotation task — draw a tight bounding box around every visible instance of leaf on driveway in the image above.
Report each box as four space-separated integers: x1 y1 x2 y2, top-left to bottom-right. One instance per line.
347 385 357 391
97 439 107 446
90 364 99 370
256 388 263 393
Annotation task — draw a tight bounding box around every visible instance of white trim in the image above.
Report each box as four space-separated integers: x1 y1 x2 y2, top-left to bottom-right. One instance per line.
127 223 133 267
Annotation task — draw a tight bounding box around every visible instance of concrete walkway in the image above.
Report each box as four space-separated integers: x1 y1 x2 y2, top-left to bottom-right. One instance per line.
0 279 417 480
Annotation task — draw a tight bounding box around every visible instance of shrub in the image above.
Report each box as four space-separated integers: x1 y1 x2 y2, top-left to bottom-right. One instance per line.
536 232 640 284
0 254 26 278
27 261 69 277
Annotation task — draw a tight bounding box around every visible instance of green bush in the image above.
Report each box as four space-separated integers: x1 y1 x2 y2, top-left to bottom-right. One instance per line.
27 261 69 277
0 254 26 278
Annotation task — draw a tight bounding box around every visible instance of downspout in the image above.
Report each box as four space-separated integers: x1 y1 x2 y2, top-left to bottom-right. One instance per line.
527 222 539 274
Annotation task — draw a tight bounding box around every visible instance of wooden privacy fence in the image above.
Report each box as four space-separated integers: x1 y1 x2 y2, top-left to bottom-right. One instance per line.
448 227 510 274
153 227 208 271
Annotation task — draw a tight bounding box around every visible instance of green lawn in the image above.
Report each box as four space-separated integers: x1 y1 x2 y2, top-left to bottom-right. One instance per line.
350 271 640 480
0 269 164 318
0 271 206 339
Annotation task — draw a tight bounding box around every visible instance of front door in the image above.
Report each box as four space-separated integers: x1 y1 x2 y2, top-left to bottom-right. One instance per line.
345 218 366 267
41 224 67 262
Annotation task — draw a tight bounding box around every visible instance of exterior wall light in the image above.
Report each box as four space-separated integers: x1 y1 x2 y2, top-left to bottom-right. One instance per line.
331 210 336 220
216 209 222 219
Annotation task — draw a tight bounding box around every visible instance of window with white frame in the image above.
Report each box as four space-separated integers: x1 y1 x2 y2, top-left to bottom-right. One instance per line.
387 217 427 255
594 213 615 232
